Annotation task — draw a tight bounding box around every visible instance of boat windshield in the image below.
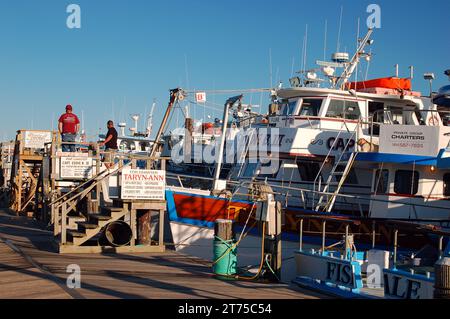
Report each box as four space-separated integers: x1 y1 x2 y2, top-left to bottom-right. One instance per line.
325 99 361 120
280 100 298 116
299 99 323 116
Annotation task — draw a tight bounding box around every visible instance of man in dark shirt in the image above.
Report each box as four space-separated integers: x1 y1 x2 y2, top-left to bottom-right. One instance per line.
99 120 118 169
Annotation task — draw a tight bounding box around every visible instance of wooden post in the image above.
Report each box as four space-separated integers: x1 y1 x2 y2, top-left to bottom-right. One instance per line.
17 160 23 214
95 143 101 211
159 208 164 248
214 219 233 241
61 202 67 244
393 229 398 268
54 204 59 237
130 208 136 246
434 257 450 299
138 210 151 245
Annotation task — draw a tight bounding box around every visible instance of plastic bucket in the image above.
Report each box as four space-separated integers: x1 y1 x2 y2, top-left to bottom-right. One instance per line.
213 237 237 277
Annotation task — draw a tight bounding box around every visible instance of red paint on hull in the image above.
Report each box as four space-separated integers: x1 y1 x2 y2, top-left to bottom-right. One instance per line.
173 193 253 222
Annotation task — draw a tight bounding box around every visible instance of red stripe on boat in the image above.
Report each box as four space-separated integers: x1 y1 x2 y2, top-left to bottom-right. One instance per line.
173 193 253 222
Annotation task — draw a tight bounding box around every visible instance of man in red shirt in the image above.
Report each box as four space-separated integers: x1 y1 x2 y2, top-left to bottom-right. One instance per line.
58 104 80 152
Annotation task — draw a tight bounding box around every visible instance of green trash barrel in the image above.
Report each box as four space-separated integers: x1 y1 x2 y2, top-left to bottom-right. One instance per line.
213 236 237 277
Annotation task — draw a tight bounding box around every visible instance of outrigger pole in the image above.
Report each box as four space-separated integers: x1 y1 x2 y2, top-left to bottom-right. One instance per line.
149 88 183 158
212 94 243 192
335 28 374 90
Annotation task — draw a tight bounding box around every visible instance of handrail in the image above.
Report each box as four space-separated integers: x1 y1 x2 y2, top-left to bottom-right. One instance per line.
51 163 129 209
191 168 450 214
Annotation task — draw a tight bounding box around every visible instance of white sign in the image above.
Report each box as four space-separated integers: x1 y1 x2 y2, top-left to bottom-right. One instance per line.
295 252 362 289
379 125 440 156
121 169 166 200
24 131 52 149
60 157 93 179
383 269 434 299
195 92 206 103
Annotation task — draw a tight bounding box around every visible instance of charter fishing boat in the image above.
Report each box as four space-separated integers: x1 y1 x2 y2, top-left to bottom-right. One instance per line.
158 28 450 283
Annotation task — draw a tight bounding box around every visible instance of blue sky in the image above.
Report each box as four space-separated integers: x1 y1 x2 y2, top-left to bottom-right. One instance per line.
0 0 449 140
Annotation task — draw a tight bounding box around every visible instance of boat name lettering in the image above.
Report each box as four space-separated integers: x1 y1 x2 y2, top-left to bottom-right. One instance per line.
123 174 165 182
326 138 355 151
326 261 354 286
384 274 422 299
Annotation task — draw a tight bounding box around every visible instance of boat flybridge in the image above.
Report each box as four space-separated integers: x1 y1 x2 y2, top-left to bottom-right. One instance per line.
228 29 450 227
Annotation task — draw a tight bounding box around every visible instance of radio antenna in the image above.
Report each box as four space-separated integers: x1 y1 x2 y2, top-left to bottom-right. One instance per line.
323 19 328 60
337 6 344 52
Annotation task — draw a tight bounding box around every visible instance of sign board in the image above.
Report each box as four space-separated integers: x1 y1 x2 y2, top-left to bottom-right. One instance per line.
60 157 93 179
379 125 439 156
121 169 166 200
295 251 363 290
195 92 206 103
383 269 434 299
56 152 88 157
23 131 52 149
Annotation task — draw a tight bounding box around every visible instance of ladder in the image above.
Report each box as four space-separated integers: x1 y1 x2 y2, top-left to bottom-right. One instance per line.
313 124 360 212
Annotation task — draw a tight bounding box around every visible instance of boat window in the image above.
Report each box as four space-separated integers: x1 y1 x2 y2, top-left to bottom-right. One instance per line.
415 111 426 125
281 100 298 116
394 170 419 195
368 102 385 135
140 142 150 152
299 99 323 117
374 169 389 194
444 173 450 196
297 161 321 182
119 140 136 152
259 160 281 179
242 162 258 178
326 100 361 120
385 107 403 125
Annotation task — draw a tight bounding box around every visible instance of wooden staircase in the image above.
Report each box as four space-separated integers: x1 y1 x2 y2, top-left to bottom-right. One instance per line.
66 206 127 246
56 199 167 254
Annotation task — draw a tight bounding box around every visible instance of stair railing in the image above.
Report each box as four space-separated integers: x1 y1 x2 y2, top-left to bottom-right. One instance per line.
52 162 131 237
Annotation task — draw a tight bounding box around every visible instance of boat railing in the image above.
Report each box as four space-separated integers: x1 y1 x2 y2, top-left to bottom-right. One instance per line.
167 172 450 227
295 213 450 265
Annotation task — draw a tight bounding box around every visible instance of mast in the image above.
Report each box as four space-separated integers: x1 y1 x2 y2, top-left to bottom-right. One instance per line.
146 100 156 138
335 28 374 89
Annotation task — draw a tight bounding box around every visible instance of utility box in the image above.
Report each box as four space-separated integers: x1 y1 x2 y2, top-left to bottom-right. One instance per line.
256 195 282 236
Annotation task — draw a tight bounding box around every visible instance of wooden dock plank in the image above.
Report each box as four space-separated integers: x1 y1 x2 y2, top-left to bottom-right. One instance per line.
0 211 326 299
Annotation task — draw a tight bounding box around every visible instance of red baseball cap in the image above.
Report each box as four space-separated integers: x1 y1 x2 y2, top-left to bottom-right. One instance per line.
66 104 73 111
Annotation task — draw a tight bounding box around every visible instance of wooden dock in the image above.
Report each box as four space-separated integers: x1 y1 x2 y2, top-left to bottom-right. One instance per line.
0 210 326 299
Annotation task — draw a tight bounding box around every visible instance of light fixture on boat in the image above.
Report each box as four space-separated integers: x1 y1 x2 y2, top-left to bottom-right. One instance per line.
424 73 436 97
118 122 126 136
306 72 318 80
322 66 335 77
424 73 435 80
430 165 436 173
332 52 349 63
